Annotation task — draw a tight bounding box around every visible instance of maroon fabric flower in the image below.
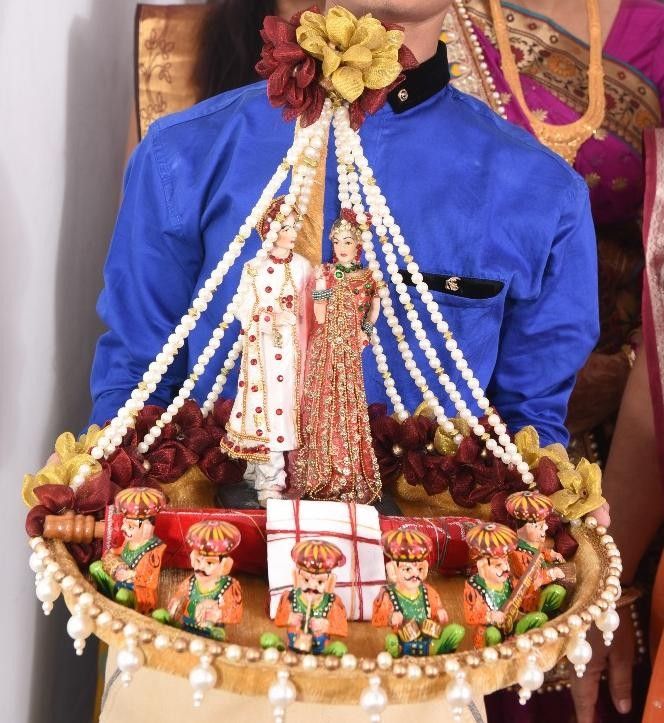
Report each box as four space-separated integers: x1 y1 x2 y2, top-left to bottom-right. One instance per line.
198 447 246 486
449 436 527 506
124 401 217 484
370 412 437 486
256 7 325 126
348 40 418 130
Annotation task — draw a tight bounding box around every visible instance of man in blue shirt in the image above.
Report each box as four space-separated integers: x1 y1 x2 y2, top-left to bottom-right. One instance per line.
90 3 598 448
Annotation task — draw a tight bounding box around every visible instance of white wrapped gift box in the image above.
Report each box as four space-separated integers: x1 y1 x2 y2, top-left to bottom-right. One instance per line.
266 499 386 621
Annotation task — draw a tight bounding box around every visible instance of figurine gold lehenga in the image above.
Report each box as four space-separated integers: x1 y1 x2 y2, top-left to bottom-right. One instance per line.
292 209 382 504
153 520 243 640
221 196 312 505
22 5 623 715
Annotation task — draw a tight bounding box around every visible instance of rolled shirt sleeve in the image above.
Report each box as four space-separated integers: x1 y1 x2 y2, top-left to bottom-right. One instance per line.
487 180 599 445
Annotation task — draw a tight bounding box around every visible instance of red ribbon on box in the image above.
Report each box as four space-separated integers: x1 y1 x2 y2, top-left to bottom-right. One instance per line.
105 506 479 576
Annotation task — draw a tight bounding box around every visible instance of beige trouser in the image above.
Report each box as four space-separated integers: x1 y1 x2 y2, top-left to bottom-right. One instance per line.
99 647 487 722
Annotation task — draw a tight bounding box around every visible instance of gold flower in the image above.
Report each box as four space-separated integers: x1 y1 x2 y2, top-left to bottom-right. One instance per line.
22 427 104 507
514 426 573 471
550 457 605 519
296 7 404 103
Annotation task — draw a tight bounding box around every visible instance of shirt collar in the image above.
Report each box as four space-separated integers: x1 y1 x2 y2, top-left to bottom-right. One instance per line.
388 41 451 113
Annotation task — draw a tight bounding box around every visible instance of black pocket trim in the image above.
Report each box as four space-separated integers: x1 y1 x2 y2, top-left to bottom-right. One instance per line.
399 269 504 299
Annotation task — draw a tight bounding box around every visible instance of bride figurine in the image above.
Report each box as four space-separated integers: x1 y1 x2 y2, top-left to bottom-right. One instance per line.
221 197 312 505
292 209 382 504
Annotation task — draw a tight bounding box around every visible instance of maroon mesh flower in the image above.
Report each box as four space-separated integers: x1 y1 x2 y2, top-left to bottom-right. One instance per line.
449 436 527 507
370 411 437 487
256 6 325 126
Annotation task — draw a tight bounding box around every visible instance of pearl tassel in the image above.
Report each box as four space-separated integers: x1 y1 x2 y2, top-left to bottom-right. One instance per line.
268 670 297 723
66 592 95 655
189 654 217 707
117 623 145 686
517 653 544 704
359 675 388 722
444 663 472 721
567 630 593 677
596 604 620 646
335 104 533 485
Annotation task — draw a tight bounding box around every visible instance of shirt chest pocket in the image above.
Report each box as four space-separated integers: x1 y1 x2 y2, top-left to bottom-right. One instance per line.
399 269 508 363
400 269 506 308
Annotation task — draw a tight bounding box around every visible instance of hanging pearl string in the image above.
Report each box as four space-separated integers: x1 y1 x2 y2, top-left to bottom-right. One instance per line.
335 104 532 484
201 336 244 417
84 108 331 471
333 107 453 431
133 104 334 455
331 111 409 421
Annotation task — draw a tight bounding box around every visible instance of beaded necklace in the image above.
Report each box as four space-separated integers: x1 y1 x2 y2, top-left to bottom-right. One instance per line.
333 261 362 280
268 250 293 265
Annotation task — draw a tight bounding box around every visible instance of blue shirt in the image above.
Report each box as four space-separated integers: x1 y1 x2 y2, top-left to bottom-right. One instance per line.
90 81 598 445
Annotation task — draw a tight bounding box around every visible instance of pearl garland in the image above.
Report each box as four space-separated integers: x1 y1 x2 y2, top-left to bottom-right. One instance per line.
76 105 333 467
201 336 244 416
333 103 533 486
333 108 448 426
453 0 508 120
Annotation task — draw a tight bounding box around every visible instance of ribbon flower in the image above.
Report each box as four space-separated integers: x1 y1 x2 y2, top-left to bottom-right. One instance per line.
22 429 104 507
296 7 404 103
257 6 417 129
550 458 606 519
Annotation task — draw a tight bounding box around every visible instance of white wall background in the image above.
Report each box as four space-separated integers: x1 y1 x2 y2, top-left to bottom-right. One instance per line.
0 2 188 720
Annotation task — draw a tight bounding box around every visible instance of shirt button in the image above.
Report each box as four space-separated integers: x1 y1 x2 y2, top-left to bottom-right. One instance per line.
397 88 409 102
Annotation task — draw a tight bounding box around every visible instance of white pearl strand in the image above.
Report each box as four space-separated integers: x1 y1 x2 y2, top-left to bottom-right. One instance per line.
331 110 409 421
333 106 455 432
134 104 334 454
200 336 244 417
79 106 331 472
454 0 508 119
336 104 533 484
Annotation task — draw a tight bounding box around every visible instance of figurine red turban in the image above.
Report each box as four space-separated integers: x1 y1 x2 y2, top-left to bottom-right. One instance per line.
381 529 432 562
186 520 241 556
115 487 166 519
291 539 346 573
505 490 554 522
466 522 518 559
